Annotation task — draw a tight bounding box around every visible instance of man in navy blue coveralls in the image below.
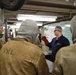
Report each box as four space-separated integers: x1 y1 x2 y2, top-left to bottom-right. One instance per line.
42 26 70 62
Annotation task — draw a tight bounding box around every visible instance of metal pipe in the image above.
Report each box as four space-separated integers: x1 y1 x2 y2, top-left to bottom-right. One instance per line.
43 16 72 25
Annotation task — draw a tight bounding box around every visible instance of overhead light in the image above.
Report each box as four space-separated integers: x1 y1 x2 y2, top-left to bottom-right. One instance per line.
49 26 55 29
65 0 69 2
9 22 23 29
8 25 20 29
62 27 65 29
37 23 43 26
44 26 49 27
16 22 22 26
17 14 57 22
65 24 70 27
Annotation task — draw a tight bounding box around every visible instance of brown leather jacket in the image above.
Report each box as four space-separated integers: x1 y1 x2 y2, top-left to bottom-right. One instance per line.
52 44 76 75
0 39 49 75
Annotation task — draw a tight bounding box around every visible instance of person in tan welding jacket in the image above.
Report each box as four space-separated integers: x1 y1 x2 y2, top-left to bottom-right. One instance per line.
0 19 50 75
52 15 76 75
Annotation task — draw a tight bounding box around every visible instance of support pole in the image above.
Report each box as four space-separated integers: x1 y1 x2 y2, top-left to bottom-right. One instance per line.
0 8 4 24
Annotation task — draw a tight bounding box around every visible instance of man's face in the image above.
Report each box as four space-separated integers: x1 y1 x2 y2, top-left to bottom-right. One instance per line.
54 30 61 37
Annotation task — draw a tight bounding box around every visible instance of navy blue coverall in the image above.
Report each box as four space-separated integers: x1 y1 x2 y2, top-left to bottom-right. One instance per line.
46 35 70 62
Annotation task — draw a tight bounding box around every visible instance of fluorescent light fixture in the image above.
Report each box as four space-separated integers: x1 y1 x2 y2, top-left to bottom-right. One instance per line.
49 26 55 29
62 27 65 29
37 23 43 26
16 22 22 26
66 0 69 2
7 25 20 29
17 14 57 22
8 22 22 29
65 24 70 27
10 25 19 29
44 26 49 27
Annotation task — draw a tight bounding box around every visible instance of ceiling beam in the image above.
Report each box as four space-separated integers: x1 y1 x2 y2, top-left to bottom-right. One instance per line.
27 1 76 9
22 5 76 13
4 10 69 17
43 16 72 25
29 0 74 6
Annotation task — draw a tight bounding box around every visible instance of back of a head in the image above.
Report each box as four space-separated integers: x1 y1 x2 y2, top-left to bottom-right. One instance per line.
70 15 76 43
17 19 38 43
